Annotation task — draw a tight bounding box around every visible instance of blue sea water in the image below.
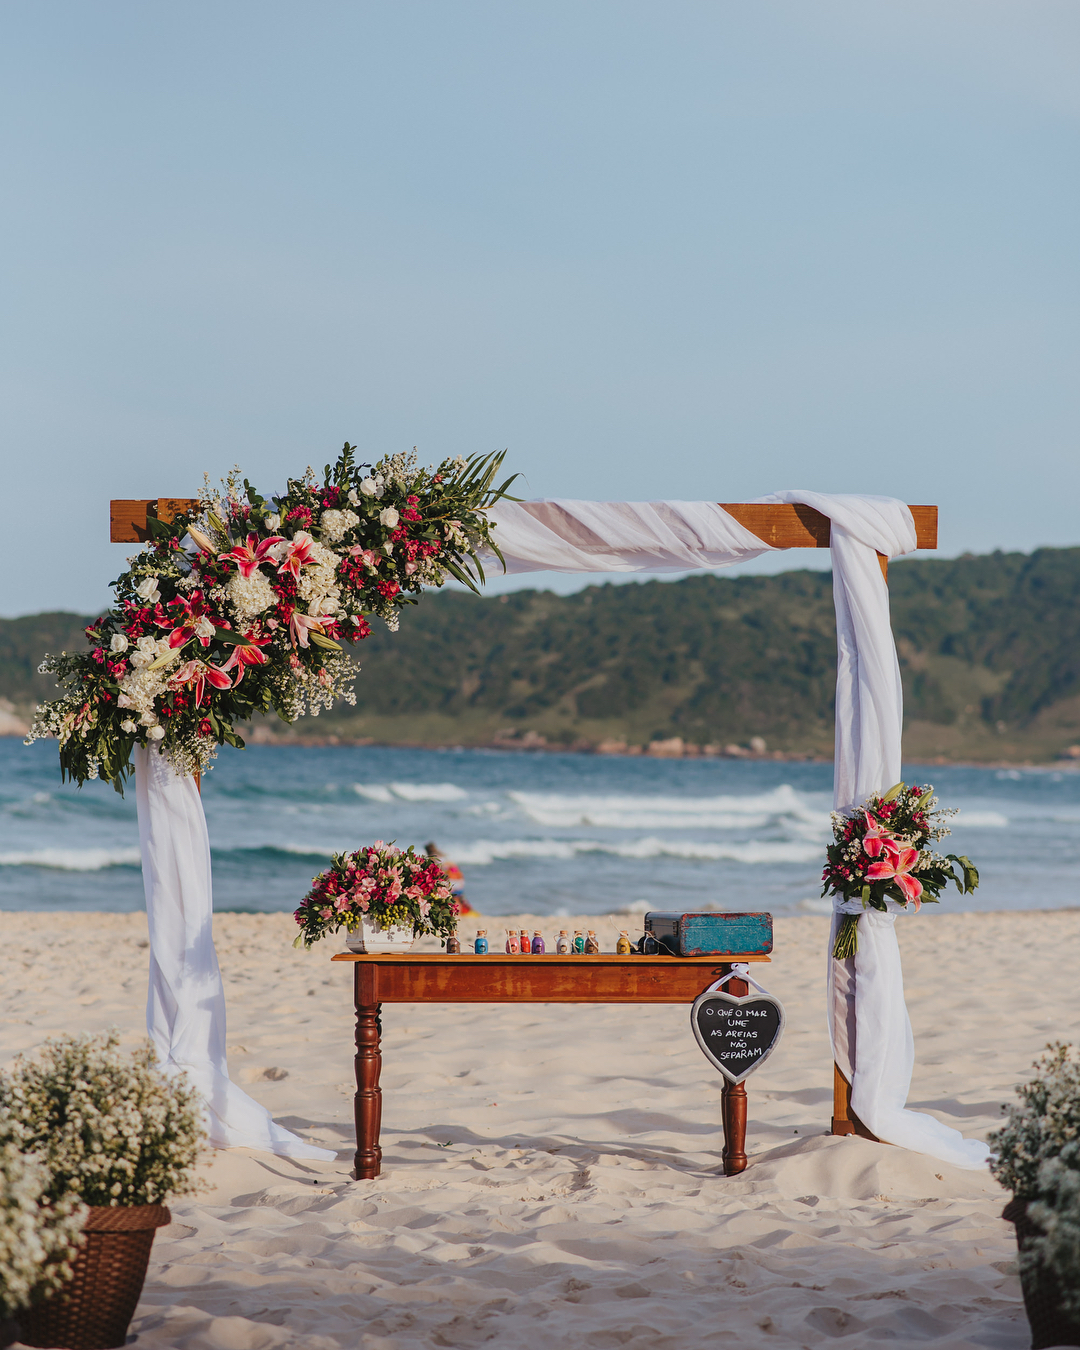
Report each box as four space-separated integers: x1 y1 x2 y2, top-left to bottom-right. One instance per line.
1 738 1077 917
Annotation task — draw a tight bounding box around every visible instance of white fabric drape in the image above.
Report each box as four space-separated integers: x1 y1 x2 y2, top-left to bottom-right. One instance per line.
134 745 334 1160
486 493 990 1169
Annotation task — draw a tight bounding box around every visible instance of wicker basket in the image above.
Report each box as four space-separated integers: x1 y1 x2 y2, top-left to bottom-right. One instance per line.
1003 1198 1080 1349
18 1203 171 1350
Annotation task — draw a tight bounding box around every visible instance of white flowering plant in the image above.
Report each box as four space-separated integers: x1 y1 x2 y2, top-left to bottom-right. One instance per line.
28 444 518 788
0 1115 86 1321
990 1043 1080 1316
0 1032 205 1209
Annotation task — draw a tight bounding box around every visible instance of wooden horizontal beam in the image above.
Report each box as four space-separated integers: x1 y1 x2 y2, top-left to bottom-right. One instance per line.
110 499 939 550
110 499 200 543
718 503 937 550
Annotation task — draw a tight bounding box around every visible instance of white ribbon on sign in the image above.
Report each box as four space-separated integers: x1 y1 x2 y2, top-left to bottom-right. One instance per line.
702 963 774 997
485 493 990 1169
134 745 334 1160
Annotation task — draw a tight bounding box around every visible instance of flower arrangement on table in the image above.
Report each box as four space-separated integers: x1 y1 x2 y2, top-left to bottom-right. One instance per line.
28 445 517 789
293 841 460 948
822 781 979 959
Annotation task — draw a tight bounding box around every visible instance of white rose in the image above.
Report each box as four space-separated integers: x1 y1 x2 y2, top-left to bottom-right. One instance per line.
137 635 157 653
359 478 378 496
146 725 165 741
136 575 161 603
110 633 129 653
379 506 399 529
120 718 137 733
347 489 360 506
129 651 152 669
265 513 281 530
195 616 216 640
139 711 158 726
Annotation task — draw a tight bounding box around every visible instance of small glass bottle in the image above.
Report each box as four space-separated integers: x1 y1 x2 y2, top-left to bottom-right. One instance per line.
556 929 570 954
519 928 531 954
643 931 659 955
445 933 461 955
506 930 520 954
572 929 585 954
531 930 545 954
474 929 489 955
616 930 632 955
584 930 599 954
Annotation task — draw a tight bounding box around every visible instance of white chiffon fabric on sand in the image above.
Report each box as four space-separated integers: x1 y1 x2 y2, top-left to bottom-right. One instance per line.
486 493 989 1169
134 745 334 1160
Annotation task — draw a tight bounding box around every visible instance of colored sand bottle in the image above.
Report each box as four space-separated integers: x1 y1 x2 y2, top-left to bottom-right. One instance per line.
556 929 570 954
519 928 531 954
474 930 488 955
445 933 460 955
572 930 585 954
531 930 545 954
506 930 520 954
584 930 599 954
616 930 632 955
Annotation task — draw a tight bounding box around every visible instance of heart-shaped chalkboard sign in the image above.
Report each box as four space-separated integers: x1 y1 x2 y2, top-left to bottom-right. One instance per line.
690 989 786 1084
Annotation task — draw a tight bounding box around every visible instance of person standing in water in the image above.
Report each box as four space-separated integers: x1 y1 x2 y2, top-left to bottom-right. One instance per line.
425 842 474 916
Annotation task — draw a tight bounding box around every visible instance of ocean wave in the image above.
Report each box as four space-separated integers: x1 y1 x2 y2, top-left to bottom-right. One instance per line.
508 783 829 832
952 809 1009 828
353 782 469 803
448 836 821 866
0 847 142 871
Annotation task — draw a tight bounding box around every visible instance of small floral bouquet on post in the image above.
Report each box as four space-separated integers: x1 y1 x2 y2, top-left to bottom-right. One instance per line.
822 781 979 959
293 841 460 949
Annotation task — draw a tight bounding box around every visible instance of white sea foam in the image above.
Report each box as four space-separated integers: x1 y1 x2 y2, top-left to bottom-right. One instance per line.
797 896 835 915
952 810 1009 828
508 783 830 833
0 847 142 871
390 782 469 802
448 836 821 866
355 782 469 803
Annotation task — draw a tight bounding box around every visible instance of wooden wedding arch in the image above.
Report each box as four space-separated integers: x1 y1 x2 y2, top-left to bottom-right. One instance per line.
110 497 939 1141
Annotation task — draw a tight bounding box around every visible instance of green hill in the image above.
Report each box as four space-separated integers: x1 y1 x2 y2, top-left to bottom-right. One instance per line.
4 546 1080 763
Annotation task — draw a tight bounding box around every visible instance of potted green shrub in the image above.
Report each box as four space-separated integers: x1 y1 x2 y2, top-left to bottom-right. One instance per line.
0 1115 86 1348
990 1043 1080 1349
0 1031 205 1350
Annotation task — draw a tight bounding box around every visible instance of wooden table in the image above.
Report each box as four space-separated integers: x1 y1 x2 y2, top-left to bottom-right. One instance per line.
331 951 771 1180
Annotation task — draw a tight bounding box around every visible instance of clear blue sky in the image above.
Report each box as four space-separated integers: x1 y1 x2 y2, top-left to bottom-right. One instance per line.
3 1 1078 614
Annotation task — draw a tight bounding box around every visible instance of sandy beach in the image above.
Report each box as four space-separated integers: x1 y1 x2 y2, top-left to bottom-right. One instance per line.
3 909 1077 1349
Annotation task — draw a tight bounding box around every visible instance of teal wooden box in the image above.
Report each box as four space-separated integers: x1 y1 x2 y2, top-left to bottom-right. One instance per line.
644 911 773 956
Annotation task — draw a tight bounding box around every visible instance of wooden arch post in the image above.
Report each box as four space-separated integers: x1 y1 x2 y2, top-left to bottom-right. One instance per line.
110 497 939 1137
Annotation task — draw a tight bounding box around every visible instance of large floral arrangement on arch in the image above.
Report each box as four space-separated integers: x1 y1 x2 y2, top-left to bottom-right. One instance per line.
29 445 516 789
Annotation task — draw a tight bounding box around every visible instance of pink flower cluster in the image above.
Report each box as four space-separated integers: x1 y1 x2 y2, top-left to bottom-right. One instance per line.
293 842 459 947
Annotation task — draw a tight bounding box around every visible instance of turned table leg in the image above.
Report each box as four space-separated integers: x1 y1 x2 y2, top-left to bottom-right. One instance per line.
354 1000 383 1179
720 968 749 1176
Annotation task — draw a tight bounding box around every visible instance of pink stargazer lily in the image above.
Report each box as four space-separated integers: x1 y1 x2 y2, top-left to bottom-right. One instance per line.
219 533 285 578
866 840 923 907
220 634 271 685
861 811 895 859
170 658 232 707
288 609 325 649
276 533 316 579
166 592 215 649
